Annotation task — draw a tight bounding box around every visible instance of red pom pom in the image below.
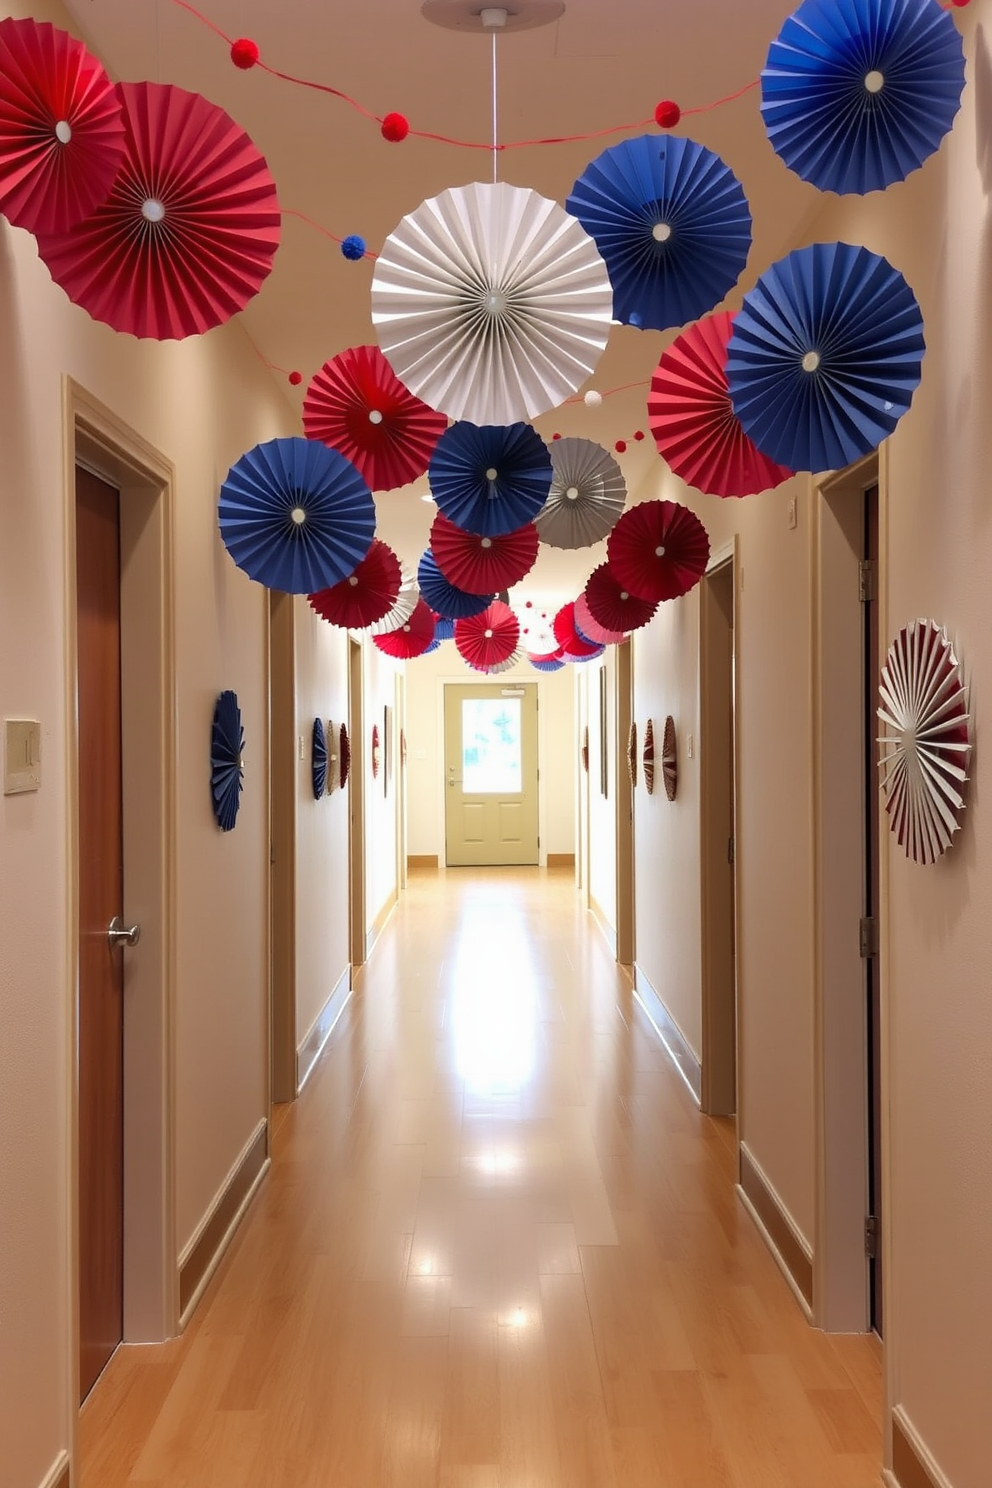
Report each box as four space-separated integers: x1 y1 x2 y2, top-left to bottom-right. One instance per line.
288 370 303 386
654 99 681 129
951 1 971 7
633 430 645 442
552 432 562 440
381 112 410 143
231 37 260 69
615 440 628 454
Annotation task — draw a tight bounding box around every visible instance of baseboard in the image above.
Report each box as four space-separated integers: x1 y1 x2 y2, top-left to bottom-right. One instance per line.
588 894 617 956
632 964 702 1104
296 966 352 1093
546 853 575 869
886 1406 952 1488
178 1118 269 1322
37 1451 70 1488
738 1142 814 1313
407 854 439 870
365 890 397 960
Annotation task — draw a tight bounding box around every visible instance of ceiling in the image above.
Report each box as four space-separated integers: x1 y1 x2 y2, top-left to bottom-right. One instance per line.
61 0 822 608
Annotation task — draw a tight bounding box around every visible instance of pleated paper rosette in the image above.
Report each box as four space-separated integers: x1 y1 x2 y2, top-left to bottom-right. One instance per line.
726 242 925 473
429 422 553 538
372 598 437 659
417 550 493 619
308 538 401 629
574 592 626 647
454 601 521 671
648 312 794 498
607 501 711 603
584 563 659 634
219 437 375 595
302 344 447 492
566 134 752 332
0 17 126 235
536 438 627 549
311 718 328 800
430 511 539 593
367 564 419 636
211 689 244 832
37 81 281 339
432 613 456 642
762 0 966 197
530 652 566 673
371 180 614 425
554 602 603 660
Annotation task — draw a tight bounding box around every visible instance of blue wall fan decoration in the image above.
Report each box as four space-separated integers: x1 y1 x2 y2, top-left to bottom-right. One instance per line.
211 689 244 832
312 717 328 800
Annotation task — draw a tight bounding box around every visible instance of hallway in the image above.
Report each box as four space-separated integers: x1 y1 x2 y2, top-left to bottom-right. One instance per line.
80 869 883 1487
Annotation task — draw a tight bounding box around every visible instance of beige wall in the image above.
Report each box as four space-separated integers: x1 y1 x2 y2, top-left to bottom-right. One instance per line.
363 642 400 937
585 649 618 934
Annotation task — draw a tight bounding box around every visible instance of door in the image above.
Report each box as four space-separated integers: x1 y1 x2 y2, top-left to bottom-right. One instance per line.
863 484 883 1334
76 466 125 1400
615 641 635 965
444 684 539 866
348 638 366 966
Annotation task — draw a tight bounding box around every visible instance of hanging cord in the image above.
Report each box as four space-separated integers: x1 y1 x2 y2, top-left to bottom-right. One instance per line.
492 27 498 183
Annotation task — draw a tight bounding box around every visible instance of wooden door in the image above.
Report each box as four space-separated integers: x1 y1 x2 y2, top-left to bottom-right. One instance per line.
76 466 125 1400
863 484 883 1335
444 684 539 866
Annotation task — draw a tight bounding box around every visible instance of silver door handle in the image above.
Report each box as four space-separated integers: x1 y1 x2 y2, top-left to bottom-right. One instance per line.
448 778 462 787
108 916 141 948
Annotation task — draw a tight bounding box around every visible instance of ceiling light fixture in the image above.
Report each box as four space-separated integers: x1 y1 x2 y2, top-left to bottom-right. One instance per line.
421 0 565 34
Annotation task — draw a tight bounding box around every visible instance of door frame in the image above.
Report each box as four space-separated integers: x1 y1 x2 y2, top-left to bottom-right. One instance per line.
441 680 540 867
615 640 635 966
63 379 178 1429
268 591 297 1103
348 638 366 969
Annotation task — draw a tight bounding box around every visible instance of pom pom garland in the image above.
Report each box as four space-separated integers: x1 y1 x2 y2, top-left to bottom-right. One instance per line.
288 370 303 386
381 111 410 142
231 37 259 69
341 234 367 260
655 99 682 128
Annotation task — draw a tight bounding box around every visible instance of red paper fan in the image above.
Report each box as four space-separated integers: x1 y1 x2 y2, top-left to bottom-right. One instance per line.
0 18 125 236
643 719 656 795
303 345 447 492
371 723 381 779
574 592 626 647
454 601 520 671
36 81 280 340
339 723 351 788
554 602 603 659
584 563 658 634
308 539 401 629
430 511 540 594
607 501 710 603
372 598 436 659
648 312 794 498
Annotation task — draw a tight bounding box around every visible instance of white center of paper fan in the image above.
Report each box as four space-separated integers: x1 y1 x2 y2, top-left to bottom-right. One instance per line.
481 537 493 549
55 120 72 145
620 591 630 601
485 467 498 481
655 545 666 557
348 576 359 586
484 289 508 315
566 486 580 501
652 222 673 244
802 351 821 373
368 409 384 425
403 624 411 632
484 629 494 639
864 70 884 94
290 507 307 525
142 197 166 223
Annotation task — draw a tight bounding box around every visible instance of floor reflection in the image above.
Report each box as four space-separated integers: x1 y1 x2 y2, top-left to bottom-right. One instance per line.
450 902 539 1097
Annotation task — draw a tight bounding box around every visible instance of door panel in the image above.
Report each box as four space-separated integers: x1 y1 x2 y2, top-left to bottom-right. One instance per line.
76 466 125 1400
444 684 539 866
864 484 883 1336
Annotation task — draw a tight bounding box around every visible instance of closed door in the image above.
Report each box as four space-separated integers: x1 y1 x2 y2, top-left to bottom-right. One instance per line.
444 684 539 866
76 466 125 1400
863 484 883 1335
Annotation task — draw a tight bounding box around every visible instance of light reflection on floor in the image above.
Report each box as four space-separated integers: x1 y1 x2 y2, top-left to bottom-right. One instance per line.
450 903 539 1097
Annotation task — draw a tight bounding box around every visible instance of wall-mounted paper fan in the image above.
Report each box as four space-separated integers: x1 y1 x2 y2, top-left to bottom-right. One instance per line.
326 720 337 793
312 717 328 800
643 719 656 796
339 723 351 788
210 689 244 831
627 722 638 788
371 723 381 779
662 716 678 801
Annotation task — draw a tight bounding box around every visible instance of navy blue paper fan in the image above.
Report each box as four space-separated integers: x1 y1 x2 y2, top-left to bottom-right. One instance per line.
418 551 493 619
211 689 244 832
566 134 752 332
219 437 376 595
762 0 965 197
531 655 566 673
432 614 456 641
429 422 553 538
312 717 328 800
726 241 925 474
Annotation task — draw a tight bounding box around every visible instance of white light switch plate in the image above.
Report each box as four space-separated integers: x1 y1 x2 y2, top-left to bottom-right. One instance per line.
4 719 41 794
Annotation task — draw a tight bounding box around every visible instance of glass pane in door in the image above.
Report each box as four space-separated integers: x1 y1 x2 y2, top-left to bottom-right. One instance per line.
462 698 522 794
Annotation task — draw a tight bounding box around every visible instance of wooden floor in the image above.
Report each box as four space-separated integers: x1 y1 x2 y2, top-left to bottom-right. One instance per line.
80 868 883 1487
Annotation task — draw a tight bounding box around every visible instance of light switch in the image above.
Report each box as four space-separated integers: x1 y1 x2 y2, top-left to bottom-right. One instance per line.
4 719 41 794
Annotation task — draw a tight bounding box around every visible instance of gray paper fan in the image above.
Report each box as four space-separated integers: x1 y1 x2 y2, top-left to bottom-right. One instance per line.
536 438 627 550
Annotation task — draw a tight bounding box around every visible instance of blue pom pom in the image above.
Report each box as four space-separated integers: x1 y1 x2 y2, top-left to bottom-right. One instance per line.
628 310 644 329
341 234 367 261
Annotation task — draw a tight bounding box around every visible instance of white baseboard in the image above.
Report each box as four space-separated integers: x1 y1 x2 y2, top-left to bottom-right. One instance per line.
632 964 702 1104
297 966 352 1092
37 1451 70 1488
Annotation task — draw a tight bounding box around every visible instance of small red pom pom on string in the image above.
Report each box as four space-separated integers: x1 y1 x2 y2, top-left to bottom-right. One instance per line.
950 1 971 7
552 432 562 440
615 440 628 454
231 37 260 69
655 99 681 128
288 371 303 386
381 112 410 142
633 430 645 442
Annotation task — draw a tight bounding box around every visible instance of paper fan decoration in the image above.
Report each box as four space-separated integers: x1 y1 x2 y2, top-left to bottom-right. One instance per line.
531 652 566 673
367 564 419 635
581 726 590 774
726 242 925 474
648 312 794 498
627 723 638 787
219 438 375 595
662 716 678 801
472 648 524 676
574 592 626 647
537 438 627 549
566 133 752 332
372 598 437 659
554 602 603 660
877 619 971 865
643 720 656 795
0 17 126 236
607 501 711 603
339 723 351 788
302 344 447 492
36 81 280 340
371 180 613 425
432 613 456 642
371 724 381 779
454 601 520 671
308 539 402 629
762 0 966 197
584 563 659 634
210 690 244 832
417 550 493 619
430 511 539 593
312 718 328 800
429 422 553 538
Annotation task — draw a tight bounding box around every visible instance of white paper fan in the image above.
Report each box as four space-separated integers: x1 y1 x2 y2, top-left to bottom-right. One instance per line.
469 647 524 676
537 437 627 550
361 564 419 636
371 181 614 426
877 619 971 866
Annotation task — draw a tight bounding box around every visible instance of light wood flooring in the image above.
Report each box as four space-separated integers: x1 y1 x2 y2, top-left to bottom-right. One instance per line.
80 867 883 1486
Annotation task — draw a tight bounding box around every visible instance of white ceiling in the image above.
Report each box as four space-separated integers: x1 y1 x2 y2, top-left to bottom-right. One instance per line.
62 0 821 605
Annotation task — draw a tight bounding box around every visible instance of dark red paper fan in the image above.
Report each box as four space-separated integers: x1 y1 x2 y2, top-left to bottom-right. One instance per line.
339 723 351 788
584 563 658 634
308 539 402 629
607 501 710 603
455 601 520 671
648 312 794 498
36 81 280 340
372 597 436 659
430 511 540 594
554 602 603 659
303 345 446 492
0 18 125 236
574 592 626 646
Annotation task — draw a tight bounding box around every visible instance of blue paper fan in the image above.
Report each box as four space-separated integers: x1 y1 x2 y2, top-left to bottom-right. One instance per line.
429 422 553 537
432 614 456 641
417 551 494 619
211 689 244 832
219 437 376 594
530 656 566 673
726 241 925 473
566 134 752 331
762 0 966 196
312 717 328 800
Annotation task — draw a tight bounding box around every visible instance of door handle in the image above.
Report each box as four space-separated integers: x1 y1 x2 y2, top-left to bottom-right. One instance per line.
448 778 462 787
108 915 141 948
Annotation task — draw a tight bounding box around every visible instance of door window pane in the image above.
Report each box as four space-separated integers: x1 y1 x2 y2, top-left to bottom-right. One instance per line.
462 698 522 794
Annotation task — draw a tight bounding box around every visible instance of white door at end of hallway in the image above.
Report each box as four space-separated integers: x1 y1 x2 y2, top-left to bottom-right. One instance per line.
443 683 539 866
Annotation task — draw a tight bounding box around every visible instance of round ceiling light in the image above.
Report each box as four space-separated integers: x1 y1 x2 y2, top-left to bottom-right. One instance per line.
421 0 565 33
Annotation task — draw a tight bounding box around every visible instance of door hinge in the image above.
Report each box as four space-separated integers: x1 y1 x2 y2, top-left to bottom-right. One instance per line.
860 916 879 958
728 835 735 865
865 1214 880 1260
859 559 876 604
